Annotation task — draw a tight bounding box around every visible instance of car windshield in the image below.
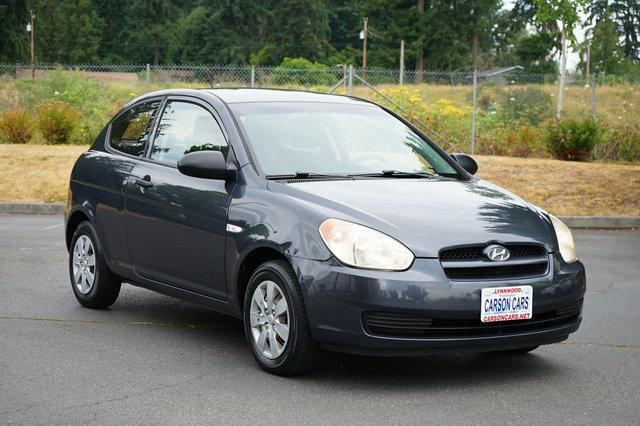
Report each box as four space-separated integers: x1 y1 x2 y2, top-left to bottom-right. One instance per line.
230 102 459 178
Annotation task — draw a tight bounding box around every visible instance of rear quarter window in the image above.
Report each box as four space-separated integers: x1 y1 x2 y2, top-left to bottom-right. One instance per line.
109 100 161 157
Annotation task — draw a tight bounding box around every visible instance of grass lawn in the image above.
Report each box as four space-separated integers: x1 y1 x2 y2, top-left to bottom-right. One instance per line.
1 144 638 216
0 145 86 204
476 155 640 216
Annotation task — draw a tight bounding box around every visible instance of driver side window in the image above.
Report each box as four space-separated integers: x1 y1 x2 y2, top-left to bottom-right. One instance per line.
150 101 228 165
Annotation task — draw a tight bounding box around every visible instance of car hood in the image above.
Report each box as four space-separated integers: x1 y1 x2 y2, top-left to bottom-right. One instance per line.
268 178 555 258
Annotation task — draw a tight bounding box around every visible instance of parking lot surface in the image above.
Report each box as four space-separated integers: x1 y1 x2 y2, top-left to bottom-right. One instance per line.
1 215 639 424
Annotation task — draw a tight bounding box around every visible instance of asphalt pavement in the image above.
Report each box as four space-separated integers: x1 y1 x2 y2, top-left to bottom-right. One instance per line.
1 214 639 425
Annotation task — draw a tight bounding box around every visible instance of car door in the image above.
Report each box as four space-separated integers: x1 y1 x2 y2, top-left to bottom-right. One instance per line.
124 97 234 300
96 97 163 276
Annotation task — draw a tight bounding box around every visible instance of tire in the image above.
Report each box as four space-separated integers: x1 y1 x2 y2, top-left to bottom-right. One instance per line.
68 221 121 309
243 259 321 376
499 345 539 354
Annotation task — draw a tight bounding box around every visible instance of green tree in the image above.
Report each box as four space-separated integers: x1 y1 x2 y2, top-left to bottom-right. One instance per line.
358 1 420 69
128 0 178 65
95 0 132 63
465 0 502 68
329 0 362 57
274 0 332 63
0 0 581 70
491 9 520 66
533 0 586 40
171 4 245 64
171 0 332 65
0 0 30 62
57 0 104 62
29 0 103 63
492 0 560 72
514 32 558 73
360 0 501 71
31 0 63 62
585 11 627 74
587 1 640 62
532 0 588 118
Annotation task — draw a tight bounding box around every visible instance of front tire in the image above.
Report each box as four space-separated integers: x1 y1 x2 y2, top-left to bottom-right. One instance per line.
243 260 321 376
69 221 121 309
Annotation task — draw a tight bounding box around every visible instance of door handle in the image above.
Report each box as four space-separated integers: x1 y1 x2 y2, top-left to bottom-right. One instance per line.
134 176 153 188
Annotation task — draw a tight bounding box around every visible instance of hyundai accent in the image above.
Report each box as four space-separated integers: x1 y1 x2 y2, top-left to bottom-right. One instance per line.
65 89 585 375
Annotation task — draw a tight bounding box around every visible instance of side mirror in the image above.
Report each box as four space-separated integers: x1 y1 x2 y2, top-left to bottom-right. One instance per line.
177 151 235 180
450 153 478 175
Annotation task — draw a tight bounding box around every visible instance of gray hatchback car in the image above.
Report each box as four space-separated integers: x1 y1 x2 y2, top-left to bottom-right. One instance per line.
65 89 585 375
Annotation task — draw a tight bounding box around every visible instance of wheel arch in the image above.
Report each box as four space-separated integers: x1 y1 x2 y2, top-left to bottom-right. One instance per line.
65 207 93 251
234 245 294 314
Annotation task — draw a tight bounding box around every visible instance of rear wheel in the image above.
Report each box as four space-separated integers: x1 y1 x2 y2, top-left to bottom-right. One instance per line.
69 221 121 309
243 260 321 376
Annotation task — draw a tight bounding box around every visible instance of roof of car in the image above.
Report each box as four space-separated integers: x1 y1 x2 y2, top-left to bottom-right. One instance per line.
202 88 371 105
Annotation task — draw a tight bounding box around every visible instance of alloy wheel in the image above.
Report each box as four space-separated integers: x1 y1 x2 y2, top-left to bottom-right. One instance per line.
249 280 290 359
72 235 96 295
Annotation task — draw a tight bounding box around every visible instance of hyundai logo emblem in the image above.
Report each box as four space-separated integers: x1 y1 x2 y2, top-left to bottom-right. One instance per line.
483 244 511 262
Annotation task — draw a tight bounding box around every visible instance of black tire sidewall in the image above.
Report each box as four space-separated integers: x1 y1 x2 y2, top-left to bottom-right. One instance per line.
243 262 301 371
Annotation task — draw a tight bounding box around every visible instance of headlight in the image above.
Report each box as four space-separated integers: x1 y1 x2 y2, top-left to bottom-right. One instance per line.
319 218 414 271
550 214 577 263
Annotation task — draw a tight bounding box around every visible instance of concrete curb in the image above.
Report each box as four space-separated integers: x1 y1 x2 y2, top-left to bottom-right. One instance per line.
0 203 65 215
0 203 638 229
559 216 640 230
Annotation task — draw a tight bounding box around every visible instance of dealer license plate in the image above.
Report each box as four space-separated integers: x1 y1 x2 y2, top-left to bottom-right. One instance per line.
481 285 533 323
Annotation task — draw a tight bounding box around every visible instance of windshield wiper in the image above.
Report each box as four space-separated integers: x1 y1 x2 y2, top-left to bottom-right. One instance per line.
265 171 351 180
350 170 434 179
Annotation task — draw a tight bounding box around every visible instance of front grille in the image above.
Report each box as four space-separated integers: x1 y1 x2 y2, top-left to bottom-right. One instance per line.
440 244 546 261
362 299 582 338
508 245 548 258
440 246 483 261
439 243 549 280
445 262 548 280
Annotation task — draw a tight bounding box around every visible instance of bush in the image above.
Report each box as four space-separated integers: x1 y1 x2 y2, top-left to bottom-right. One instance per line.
502 124 545 157
324 47 359 67
594 124 640 162
498 87 553 125
615 126 640 162
545 119 600 161
0 108 35 144
270 57 335 86
15 69 135 142
479 124 545 157
36 102 81 144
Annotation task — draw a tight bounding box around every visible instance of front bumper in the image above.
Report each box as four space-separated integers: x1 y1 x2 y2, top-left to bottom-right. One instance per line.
292 254 586 356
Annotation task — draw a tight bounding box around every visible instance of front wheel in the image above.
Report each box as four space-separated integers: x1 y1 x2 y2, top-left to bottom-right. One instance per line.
243 260 321 376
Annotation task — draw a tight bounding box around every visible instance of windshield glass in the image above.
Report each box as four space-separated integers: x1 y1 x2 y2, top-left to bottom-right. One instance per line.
230 102 459 177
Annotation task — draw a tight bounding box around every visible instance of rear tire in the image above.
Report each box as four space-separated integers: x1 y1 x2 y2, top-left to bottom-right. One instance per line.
243 260 321 376
69 221 121 309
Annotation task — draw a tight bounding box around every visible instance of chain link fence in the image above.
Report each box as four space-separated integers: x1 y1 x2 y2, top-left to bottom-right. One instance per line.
0 63 346 89
1 62 638 156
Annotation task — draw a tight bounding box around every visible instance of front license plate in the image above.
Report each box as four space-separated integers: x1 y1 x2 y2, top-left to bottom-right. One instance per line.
481 285 533 323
